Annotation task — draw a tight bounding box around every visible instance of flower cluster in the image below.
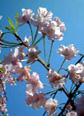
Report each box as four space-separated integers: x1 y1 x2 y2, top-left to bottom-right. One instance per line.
46 69 66 88
0 7 84 116
68 63 84 83
25 71 58 115
57 44 79 61
0 95 8 116
16 7 66 41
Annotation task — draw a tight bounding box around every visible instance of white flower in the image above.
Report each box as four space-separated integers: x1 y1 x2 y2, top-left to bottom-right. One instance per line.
68 63 84 83
47 69 66 88
45 98 58 116
57 44 79 61
27 46 41 63
66 111 77 116
31 7 53 27
16 8 34 24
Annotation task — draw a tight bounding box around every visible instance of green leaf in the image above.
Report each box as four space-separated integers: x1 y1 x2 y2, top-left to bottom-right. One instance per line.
15 12 18 18
15 20 18 29
15 12 18 29
8 17 15 30
4 26 12 31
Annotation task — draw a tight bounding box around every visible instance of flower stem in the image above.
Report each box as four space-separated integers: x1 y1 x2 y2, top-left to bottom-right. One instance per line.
48 41 54 64
58 58 66 73
33 27 39 44
28 22 33 42
43 37 47 62
34 36 43 45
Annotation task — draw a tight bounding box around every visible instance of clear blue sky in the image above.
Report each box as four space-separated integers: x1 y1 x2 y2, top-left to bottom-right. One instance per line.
0 0 84 116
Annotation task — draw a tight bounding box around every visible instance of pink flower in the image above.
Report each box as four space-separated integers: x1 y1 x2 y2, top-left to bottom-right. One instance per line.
37 7 53 22
24 36 32 46
46 69 66 88
4 50 16 65
26 92 47 109
26 72 44 94
0 95 8 113
0 81 5 93
68 63 84 83
17 66 31 82
45 98 58 116
31 7 65 41
7 62 23 74
39 20 63 41
27 46 41 63
57 44 79 61
0 65 16 85
13 46 26 61
75 95 84 116
4 46 25 65
31 7 53 27
54 17 66 31
66 111 77 116
16 8 34 24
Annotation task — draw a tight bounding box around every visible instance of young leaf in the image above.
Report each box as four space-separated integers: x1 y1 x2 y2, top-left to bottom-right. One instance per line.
15 12 18 18
8 17 15 30
15 12 18 29
4 26 12 31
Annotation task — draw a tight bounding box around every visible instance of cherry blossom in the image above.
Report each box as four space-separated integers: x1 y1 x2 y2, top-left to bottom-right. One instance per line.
66 111 77 116
26 72 44 95
16 8 34 24
39 20 64 41
13 46 26 61
4 46 25 65
54 17 66 31
1 6 84 116
17 66 31 82
57 44 79 61
26 92 47 109
0 64 16 85
31 7 53 27
24 36 32 46
0 81 5 93
0 95 8 114
31 7 65 41
45 98 58 116
27 45 41 63
68 63 84 83
46 69 66 88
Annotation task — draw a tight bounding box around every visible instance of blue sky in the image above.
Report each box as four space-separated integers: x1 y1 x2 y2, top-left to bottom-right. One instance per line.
0 0 84 116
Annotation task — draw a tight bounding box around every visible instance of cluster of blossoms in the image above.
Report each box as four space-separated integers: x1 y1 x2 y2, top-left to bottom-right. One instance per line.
57 44 79 61
1 45 58 115
68 62 84 83
1 7 84 116
0 95 8 116
16 7 66 41
46 69 66 88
